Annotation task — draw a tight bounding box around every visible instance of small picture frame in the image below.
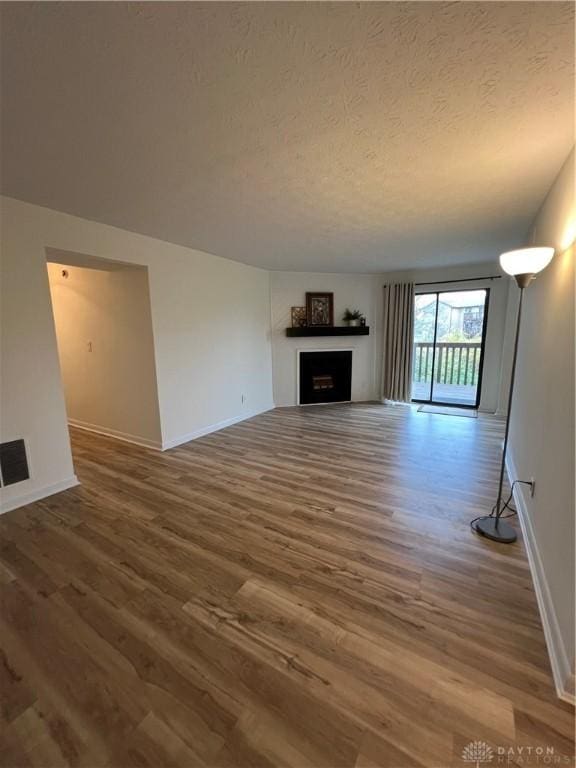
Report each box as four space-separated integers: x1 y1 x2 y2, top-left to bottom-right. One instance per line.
306 292 334 327
291 306 307 327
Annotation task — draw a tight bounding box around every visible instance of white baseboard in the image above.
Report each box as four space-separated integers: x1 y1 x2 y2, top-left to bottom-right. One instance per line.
0 475 80 515
162 404 275 451
506 453 575 705
68 418 163 451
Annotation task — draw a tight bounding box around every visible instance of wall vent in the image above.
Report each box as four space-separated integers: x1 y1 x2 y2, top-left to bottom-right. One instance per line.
0 439 30 486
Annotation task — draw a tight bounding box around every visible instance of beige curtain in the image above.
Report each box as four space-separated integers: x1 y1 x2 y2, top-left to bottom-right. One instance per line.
381 282 415 402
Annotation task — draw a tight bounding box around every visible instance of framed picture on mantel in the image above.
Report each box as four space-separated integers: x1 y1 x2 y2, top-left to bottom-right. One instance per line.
291 306 307 328
306 292 334 327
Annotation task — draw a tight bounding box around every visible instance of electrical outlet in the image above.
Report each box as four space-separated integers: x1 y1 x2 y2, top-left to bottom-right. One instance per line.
530 477 535 497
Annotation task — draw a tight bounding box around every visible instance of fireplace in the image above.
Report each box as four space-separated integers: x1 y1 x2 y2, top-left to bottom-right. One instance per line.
299 350 352 405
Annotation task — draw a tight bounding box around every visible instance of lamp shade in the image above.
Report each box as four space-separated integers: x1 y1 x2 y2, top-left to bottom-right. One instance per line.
499 247 554 276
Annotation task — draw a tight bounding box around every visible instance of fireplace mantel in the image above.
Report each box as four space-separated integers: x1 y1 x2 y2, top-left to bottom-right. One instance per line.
285 326 369 337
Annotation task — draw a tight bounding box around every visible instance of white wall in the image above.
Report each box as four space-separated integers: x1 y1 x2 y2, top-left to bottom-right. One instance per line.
1 196 274 511
505 150 575 699
0 208 78 512
270 272 382 406
150 250 273 449
47 261 163 449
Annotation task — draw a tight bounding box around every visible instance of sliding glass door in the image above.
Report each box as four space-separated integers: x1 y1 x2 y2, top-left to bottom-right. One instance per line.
412 289 489 408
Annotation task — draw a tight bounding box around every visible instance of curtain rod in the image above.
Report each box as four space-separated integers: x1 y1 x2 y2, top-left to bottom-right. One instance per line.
415 275 502 286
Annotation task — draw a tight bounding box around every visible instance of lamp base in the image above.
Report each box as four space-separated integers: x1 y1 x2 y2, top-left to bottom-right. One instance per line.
472 516 517 543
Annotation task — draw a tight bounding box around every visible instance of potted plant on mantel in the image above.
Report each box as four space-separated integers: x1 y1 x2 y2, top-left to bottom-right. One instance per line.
343 309 365 327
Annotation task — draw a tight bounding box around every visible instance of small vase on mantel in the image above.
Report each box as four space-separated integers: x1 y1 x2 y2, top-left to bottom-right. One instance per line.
343 309 364 327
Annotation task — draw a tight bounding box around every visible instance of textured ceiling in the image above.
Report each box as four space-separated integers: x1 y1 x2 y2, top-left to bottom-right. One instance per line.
1 2 574 272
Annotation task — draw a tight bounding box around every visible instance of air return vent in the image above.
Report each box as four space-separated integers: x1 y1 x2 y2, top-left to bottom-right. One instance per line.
0 439 29 486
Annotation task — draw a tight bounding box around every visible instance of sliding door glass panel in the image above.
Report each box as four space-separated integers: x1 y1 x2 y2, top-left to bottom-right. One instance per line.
431 290 487 406
412 293 438 402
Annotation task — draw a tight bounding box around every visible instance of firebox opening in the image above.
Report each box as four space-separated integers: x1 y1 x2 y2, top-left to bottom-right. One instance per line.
312 374 334 391
299 350 352 405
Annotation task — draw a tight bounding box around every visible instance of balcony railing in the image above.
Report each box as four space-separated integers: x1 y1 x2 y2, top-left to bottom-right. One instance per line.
413 342 482 386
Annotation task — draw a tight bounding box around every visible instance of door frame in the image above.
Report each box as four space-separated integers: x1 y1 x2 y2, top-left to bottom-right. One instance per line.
411 287 491 410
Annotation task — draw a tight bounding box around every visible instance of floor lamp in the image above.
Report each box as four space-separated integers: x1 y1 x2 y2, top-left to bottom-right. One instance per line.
472 246 555 544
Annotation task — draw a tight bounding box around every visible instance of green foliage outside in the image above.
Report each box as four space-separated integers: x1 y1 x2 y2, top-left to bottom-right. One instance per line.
413 297 484 385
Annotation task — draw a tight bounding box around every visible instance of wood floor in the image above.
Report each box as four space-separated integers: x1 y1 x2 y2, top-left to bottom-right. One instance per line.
0 404 573 767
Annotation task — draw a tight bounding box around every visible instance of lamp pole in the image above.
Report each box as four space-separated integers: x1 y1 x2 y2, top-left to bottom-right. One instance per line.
473 273 532 543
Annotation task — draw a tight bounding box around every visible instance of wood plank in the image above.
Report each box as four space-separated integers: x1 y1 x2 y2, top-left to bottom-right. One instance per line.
0 404 572 767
